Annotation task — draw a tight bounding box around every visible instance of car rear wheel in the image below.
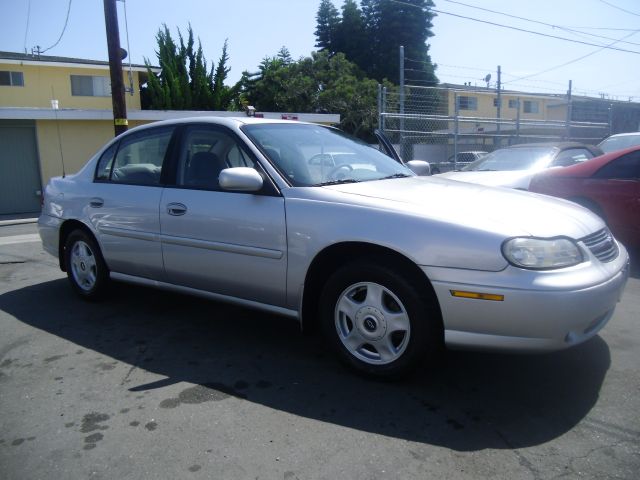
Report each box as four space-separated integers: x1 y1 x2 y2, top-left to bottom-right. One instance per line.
320 261 442 379
64 229 109 300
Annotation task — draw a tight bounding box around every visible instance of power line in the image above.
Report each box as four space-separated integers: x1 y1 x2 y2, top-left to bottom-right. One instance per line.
597 0 640 17
41 0 73 54
503 29 640 84
563 25 638 31
430 7 640 54
442 0 640 47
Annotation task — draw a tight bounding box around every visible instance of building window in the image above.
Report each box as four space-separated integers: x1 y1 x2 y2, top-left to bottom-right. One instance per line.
508 99 517 109
457 96 477 110
70 75 110 97
523 100 539 114
0 71 24 86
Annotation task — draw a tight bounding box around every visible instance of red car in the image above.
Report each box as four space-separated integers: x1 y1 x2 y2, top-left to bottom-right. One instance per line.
529 146 640 247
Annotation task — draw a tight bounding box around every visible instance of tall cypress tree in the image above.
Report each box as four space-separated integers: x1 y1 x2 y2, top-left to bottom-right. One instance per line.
142 24 233 110
314 0 438 86
334 0 367 67
315 0 340 53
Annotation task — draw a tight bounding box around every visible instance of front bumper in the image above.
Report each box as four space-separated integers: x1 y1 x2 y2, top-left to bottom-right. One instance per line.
424 244 630 352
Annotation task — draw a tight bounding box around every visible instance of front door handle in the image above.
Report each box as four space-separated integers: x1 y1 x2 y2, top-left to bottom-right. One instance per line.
89 197 104 208
167 203 187 216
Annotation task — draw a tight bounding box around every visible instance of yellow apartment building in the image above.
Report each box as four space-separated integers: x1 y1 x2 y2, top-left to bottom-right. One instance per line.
0 51 339 215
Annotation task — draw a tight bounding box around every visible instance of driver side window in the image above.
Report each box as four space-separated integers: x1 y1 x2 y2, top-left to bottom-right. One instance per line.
177 126 257 190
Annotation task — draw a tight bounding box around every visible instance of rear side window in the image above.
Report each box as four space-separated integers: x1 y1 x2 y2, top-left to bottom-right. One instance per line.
95 143 117 181
95 127 174 185
551 148 594 167
594 151 640 180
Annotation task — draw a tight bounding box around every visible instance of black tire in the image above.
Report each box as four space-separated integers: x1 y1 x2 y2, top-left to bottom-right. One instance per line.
319 261 442 379
431 167 440 175
64 229 109 301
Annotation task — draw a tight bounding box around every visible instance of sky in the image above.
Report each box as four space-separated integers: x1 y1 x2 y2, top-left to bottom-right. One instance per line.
1 0 639 101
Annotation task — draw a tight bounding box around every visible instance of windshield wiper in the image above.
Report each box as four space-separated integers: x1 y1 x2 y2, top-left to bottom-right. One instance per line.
377 173 413 180
316 179 359 186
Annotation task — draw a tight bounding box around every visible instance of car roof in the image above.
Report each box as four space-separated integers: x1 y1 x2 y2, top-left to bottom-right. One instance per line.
120 116 314 135
507 141 594 149
603 132 640 139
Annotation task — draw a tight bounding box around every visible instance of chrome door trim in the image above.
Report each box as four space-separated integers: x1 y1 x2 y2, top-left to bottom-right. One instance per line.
98 226 160 243
159 233 284 259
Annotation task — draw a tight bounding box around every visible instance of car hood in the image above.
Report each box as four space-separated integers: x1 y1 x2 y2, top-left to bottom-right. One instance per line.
438 170 536 189
317 176 602 239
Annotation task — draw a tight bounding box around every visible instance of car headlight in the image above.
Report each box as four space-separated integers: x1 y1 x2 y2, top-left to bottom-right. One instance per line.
502 237 583 269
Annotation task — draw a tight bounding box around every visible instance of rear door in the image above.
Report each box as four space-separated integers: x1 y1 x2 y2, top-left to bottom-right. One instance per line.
89 125 175 279
159 124 287 306
589 151 640 245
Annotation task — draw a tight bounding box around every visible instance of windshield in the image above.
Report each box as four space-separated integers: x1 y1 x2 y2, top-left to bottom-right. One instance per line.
242 123 413 186
598 134 640 153
462 146 556 172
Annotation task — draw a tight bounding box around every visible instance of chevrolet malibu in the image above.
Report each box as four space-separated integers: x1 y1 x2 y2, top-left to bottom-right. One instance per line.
38 118 630 378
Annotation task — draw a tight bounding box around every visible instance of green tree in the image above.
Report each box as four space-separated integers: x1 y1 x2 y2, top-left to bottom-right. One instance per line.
370 0 437 85
142 24 234 110
315 0 340 52
334 0 367 68
236 49 384 139
314 0 438 86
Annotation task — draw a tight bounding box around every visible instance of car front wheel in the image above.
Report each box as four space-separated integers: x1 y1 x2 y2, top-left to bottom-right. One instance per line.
320 261 442 378
64 229 109 300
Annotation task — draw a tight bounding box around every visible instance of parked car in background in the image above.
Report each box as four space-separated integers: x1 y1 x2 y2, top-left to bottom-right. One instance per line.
431 151 488 174
38 118 629 378
529 146 640 248
598 132 640 154
439 142 603 189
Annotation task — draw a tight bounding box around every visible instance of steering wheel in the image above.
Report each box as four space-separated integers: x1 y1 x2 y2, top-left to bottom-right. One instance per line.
327 164 353 180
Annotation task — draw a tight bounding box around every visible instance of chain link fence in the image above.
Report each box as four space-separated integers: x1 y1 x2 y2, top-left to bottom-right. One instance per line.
379 85 615 168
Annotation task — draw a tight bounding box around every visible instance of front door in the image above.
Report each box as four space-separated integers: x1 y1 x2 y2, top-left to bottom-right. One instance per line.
159 124 287 307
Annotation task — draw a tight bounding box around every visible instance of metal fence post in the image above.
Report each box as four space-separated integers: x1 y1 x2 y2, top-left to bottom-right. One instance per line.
454 92 459 170
377 83 382 131
382 86 387 132
565 80 572 140
608 104 613 135
516 97 521 143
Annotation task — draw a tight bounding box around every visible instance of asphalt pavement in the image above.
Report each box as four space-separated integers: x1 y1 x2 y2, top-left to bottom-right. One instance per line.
0 223 638 479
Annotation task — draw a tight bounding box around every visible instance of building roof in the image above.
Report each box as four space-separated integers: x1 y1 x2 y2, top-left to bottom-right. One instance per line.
0 50 159 73
440 82 640 106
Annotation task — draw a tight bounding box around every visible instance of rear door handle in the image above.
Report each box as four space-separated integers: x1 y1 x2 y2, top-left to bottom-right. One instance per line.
167 203 187 216
89 197 104 208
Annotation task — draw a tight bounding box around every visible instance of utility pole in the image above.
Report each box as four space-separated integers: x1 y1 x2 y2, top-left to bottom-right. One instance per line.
103 0 127 136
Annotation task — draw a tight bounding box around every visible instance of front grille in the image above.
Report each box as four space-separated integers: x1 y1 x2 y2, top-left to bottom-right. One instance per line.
581 228 619 263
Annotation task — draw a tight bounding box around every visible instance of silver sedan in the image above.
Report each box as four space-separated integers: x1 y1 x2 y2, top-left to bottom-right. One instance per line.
38 118 629 378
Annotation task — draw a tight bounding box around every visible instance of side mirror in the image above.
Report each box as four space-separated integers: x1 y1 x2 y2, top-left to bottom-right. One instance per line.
406 160 431 176
219 167 263 192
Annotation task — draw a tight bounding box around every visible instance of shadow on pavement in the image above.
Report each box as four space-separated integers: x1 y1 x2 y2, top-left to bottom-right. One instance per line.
627 247 640 279
0 278 611 452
